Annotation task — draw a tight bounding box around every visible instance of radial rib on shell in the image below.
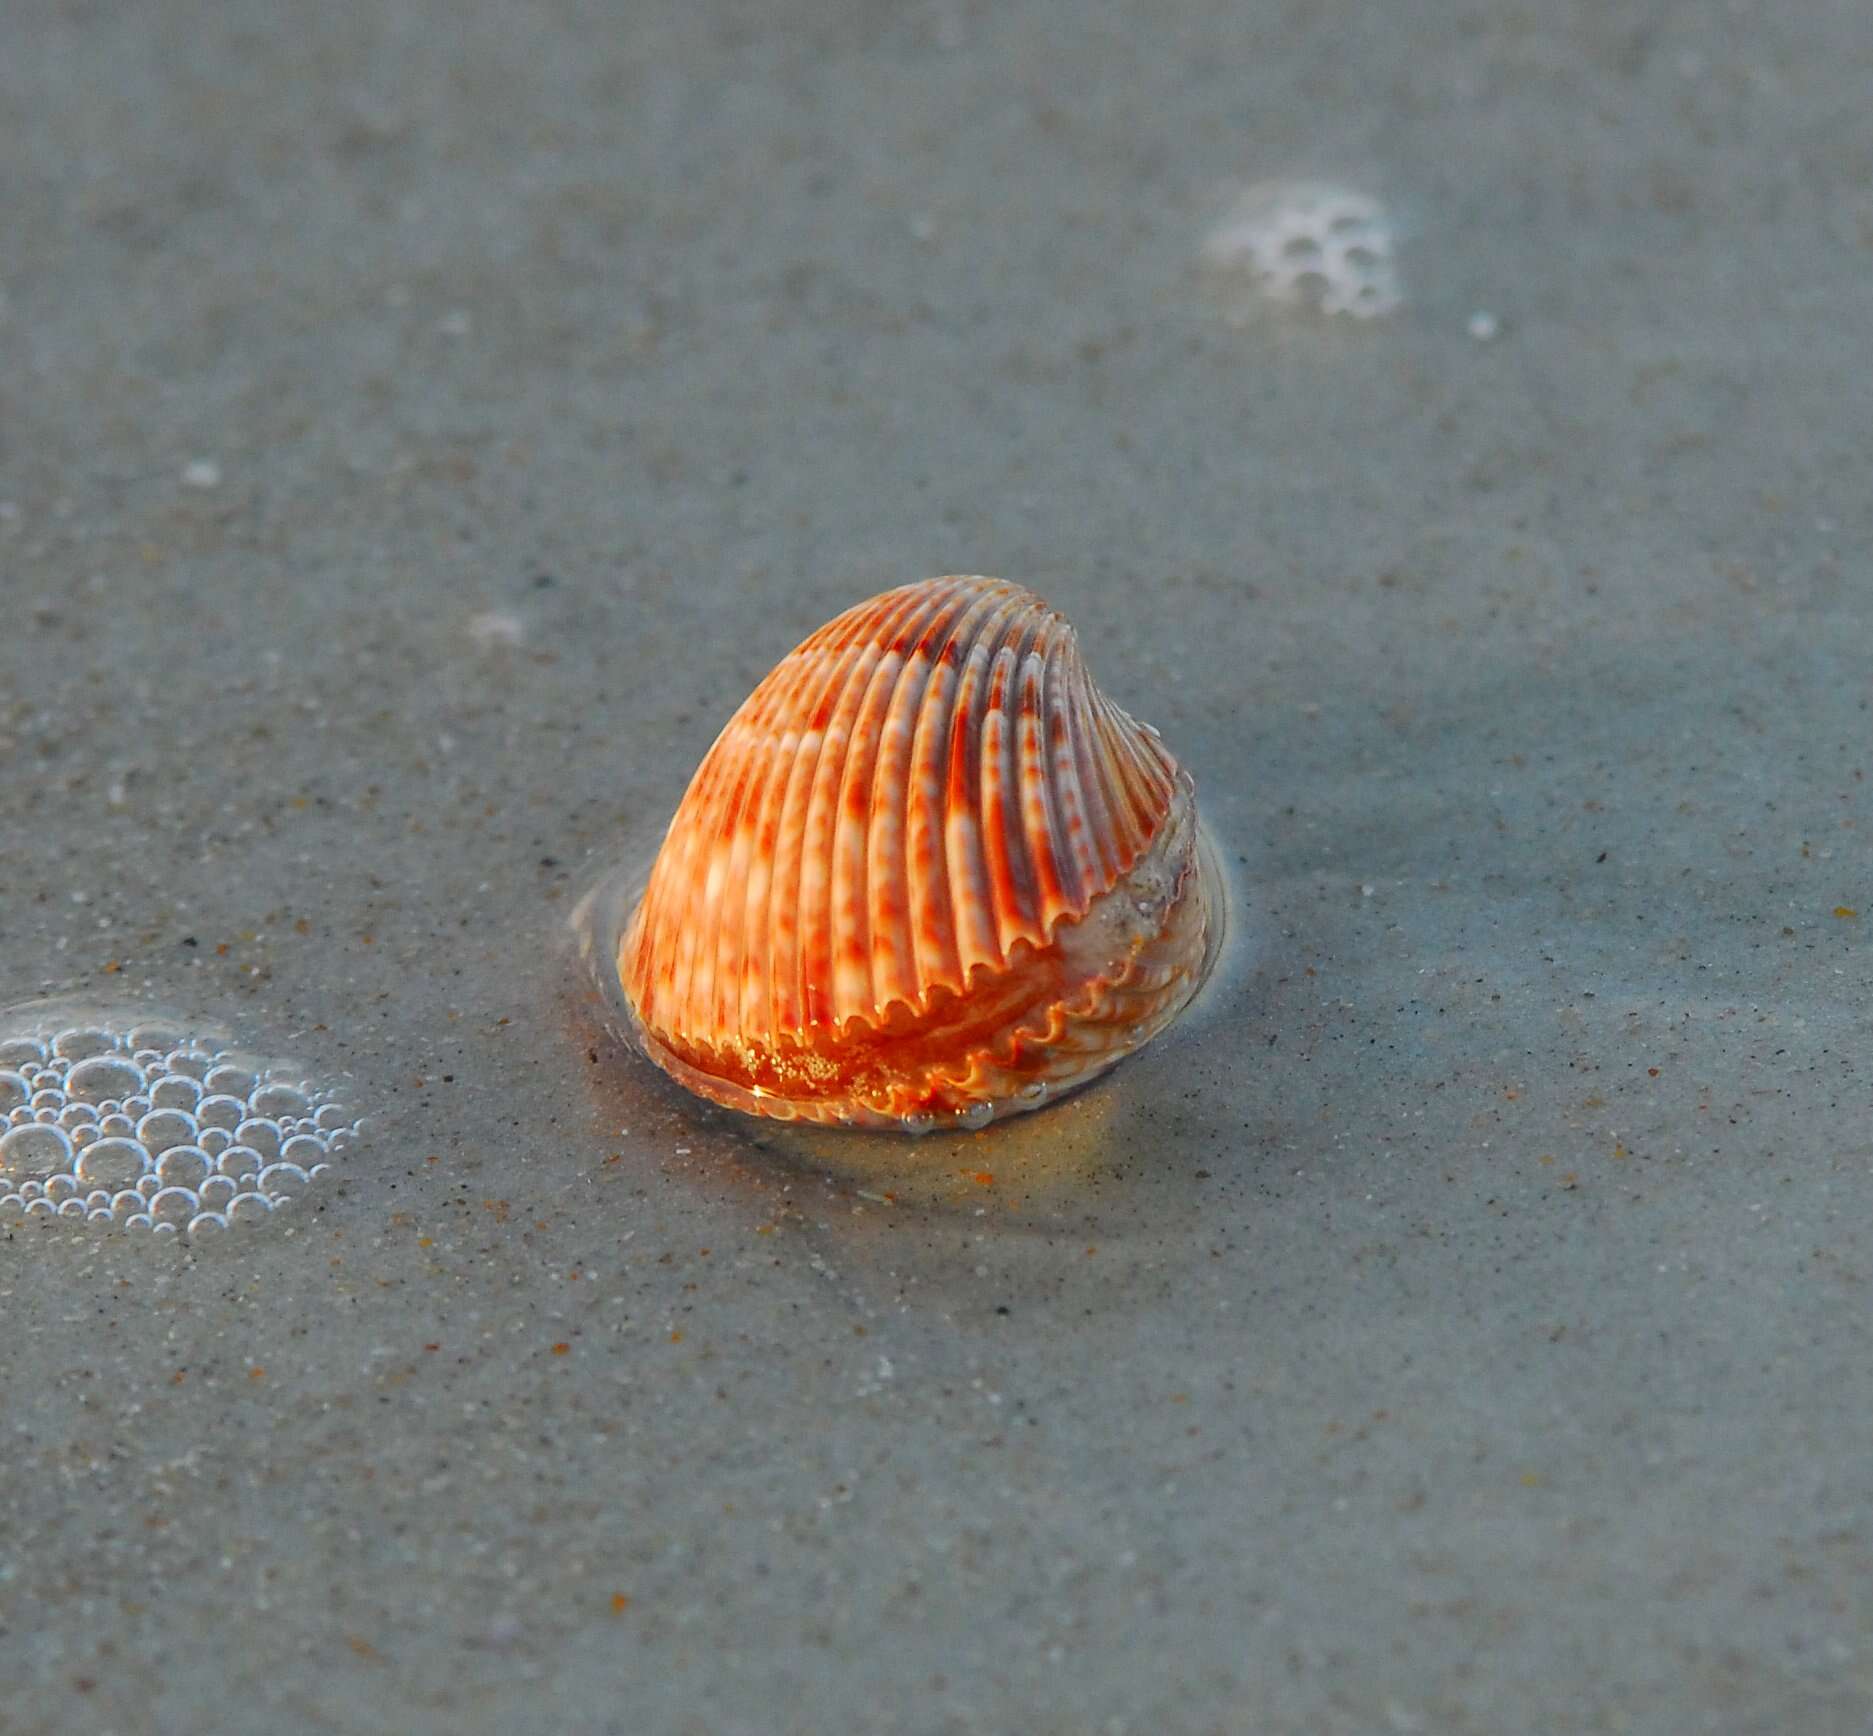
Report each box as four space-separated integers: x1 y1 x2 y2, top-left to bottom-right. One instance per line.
620 575 1216 1128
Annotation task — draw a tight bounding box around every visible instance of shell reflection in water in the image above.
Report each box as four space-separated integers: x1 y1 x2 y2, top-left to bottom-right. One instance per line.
616 576 1224 1131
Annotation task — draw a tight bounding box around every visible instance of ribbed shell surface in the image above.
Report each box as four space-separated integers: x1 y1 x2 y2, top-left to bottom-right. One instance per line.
621 577 1181 1076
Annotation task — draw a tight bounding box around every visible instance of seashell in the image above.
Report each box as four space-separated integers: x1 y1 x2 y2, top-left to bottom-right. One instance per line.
619 576 1221 1130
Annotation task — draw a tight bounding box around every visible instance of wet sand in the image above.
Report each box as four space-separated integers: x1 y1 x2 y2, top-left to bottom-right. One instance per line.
3 2 1871 1730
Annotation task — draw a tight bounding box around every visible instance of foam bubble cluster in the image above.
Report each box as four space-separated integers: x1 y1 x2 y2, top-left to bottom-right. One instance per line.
1202 180 1401 320
0 1015 362 1238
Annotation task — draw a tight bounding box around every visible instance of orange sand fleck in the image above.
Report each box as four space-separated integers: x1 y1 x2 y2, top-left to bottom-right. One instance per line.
551 1343 570 1356
611 1594 631 1615
1834 906 1858 919
248 1367 265 1380
971 1171 994 1186
669 1330 684 1344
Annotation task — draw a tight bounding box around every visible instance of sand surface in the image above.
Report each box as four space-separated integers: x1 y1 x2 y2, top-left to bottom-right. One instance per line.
3 1 1871 1730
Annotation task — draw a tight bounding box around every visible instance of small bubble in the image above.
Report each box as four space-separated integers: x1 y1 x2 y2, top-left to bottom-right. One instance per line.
0 1195 23 1220
195 1094 246 1132
155 1146 212 1188
97 1113 136 1137
198 1174 237 1206
216 1144 263 1180
123 1213 153 1231
226 1192 272 1224
83 1189 111 1212
136 1108 198 1155
0 1038 48 1068
150 1219 179 1237
5 1106 32 1128
249 1082 310 1120
66 1055 145 1103
900 1113 938 1135
135 1174 161 1199
203 1063 258 1099
52 1028 117 1062
127 1025 181 1053
110 1190 143 1220
149 1186 198 1224
259 1161 312 1200
58 1197 87 1219
279 1133 327 1169
164 1048 212 1081
313 1103 350 1132
29 1089 66 1114
958 1101 994 1131
44 1174 79 1203
57 1101 96 1131
234 1118 282 1162
25 1198 57 1219
74 1137 149 1189
467 609 527 649
0 1071 30 1114
0 1122 75 1181
198 1127 232 1157
149 1074 202 1111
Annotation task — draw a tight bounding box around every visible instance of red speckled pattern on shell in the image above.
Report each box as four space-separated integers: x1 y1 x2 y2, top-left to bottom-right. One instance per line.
620 576 1200 1125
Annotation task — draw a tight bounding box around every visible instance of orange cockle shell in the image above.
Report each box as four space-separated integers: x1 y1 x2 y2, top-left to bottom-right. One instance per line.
619 576 1219 1130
